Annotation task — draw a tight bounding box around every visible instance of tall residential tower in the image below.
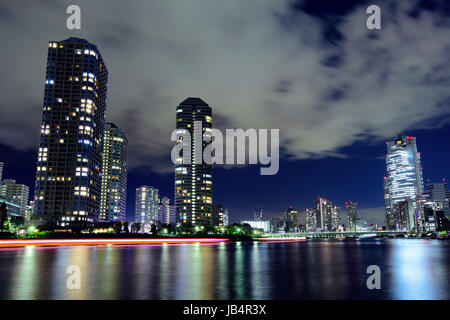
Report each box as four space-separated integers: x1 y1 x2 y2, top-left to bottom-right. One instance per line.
33 38 108 226
100 123 128 222
174 97 213 226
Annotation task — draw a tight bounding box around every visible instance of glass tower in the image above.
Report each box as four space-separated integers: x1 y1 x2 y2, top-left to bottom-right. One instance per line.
100 123 128 222
33 38 108 226
384 134 424 231
174 97 213 226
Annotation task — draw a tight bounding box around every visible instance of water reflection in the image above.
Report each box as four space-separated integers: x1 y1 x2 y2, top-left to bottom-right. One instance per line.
389 240 448 300
0 240 449 300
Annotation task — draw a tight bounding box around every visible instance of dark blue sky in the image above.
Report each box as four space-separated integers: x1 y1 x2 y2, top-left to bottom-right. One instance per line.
1 0 450 224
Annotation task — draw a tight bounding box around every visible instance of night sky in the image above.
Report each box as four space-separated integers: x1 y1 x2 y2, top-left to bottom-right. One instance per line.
1 0 449 224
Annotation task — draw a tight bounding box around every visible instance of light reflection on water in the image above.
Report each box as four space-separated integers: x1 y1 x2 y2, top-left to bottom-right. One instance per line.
0 239 449 300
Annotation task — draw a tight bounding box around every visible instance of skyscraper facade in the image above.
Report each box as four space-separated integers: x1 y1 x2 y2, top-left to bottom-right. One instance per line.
100 123 128 222
0 162 3 182
0 179 29 217
33 38 108 226
346 201 358 232
384 134 424 231
174 97 213 226
135 186 159 224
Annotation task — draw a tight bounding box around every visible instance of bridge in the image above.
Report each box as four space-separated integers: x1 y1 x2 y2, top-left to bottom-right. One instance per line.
262 231 408 238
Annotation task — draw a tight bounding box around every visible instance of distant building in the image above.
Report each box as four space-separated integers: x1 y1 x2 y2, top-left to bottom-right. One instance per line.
158 196 175 225
212 203 224 226
0 196 22 218
315 197 332 231
0 162 3 182
100 123 128 222
434 210 449 231
284 206 298 232
270 217 284 233
424 181 450 220
222 208 229 226
25 201 34 223
392 199 415 232
0 179 29 217
422 200 449 232
331 205 341 231
240 220 270 233
174 97 213 226
346 201 358 232
33 38 108 226
254 209 263 221
423 205 437 232
135 186 159 224
384 134 424 231
305 208 316 232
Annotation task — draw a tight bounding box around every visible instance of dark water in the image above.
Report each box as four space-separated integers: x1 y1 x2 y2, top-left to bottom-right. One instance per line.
0 239 449 300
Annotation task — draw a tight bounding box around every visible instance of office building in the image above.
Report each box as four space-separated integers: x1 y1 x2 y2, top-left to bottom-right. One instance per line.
135 186 159 224
33 38 108 226
0 179 29 217
174 97 212 225
346 201 358 232
384 134 424 231
100 123 128 222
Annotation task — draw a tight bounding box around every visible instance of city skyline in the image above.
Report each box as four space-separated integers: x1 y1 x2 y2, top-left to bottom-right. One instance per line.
1 1 450 225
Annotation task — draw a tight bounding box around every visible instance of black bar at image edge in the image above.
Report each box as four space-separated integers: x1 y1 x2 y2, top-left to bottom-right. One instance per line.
0 300 445 318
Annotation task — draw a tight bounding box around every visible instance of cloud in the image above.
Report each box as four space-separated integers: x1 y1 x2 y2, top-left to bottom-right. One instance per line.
1 1 450 174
